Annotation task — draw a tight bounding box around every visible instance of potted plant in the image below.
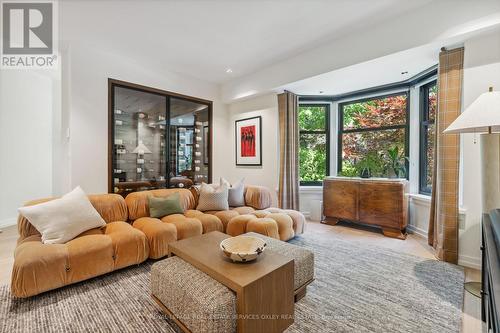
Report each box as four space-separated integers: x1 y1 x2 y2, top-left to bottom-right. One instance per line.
356 152 384 178
386 146 408 178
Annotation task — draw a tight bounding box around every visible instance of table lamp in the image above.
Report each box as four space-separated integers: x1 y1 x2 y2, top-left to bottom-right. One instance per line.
444 87 500 297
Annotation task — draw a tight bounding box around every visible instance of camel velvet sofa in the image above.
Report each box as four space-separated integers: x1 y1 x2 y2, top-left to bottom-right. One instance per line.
12 194 149 298
12 185 305 298
125 185 306 259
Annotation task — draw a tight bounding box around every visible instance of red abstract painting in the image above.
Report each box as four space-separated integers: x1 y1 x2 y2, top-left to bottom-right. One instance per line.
240 125 256 157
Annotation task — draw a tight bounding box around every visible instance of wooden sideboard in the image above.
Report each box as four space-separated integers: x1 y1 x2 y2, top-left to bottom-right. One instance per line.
322 177 409 239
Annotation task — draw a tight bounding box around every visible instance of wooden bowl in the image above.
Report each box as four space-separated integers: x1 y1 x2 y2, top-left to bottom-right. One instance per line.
220 236 267 262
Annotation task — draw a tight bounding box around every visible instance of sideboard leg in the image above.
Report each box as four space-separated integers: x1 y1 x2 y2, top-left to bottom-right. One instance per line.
321 217 340 226
382 227 407 240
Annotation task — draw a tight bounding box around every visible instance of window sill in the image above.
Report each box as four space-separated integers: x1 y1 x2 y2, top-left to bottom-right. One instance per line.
407 193 431 204
299 186 323 193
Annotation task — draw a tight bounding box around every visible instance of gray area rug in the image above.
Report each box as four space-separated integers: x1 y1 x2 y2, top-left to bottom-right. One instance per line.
0 231 464 333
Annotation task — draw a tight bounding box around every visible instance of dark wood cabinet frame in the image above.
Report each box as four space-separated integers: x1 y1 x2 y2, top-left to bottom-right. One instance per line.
108 78 213 193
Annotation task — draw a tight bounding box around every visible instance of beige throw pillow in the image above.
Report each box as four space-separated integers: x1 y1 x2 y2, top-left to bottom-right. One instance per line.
18 186 106 244
196 182 229 211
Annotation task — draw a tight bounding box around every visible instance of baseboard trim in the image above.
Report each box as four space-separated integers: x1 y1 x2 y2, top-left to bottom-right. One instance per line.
407 225 427 239
408 225 481 270
0 217 16 229
458 255 481 270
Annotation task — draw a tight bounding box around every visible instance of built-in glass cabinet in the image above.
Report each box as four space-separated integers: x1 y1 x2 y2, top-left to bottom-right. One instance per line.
109 80 211 196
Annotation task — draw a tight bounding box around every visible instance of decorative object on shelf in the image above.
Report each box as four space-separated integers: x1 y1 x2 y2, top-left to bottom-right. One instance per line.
220 235 266 262
203 125 209 165
132 141 152 155
235 116 262 166
444 86 500 298
133 142 152 179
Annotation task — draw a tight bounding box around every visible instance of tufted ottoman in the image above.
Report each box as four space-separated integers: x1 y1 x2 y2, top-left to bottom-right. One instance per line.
151 256 237 333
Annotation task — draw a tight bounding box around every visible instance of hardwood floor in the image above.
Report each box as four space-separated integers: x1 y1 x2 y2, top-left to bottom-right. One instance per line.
0 221 482 332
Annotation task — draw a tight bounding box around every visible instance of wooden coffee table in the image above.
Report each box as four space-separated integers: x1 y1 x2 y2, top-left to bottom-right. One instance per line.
164 231 294 333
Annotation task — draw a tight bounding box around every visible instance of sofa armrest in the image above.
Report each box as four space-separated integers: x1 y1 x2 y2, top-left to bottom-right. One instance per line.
244 185 273 210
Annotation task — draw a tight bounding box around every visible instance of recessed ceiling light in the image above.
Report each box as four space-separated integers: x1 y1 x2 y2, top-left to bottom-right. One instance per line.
226 68 233 73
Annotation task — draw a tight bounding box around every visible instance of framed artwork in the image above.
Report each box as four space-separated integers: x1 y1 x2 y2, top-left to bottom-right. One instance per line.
235 116 262 166
203 125 209 165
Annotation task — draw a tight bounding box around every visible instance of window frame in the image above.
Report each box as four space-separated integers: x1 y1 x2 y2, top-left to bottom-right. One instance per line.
337 91 410 178
419 80 437 195
298 103 331 186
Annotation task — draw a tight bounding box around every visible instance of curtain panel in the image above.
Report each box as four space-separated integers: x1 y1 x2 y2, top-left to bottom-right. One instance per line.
277 91 300 210
428 47 464 264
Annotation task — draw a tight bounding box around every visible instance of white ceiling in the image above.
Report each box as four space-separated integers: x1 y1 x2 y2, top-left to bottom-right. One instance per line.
280 43 440 96
61 0 434 84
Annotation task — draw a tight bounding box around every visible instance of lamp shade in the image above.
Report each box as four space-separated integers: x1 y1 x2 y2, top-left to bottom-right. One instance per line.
444 90 500 134
132 142 152 154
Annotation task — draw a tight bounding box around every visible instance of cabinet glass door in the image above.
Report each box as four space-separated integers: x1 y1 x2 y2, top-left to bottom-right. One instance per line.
109 80 212 194
169 97 210 188
112 86 167 196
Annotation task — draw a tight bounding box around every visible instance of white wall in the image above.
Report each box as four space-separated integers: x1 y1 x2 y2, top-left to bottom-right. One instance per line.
64 44 225 193
459 29 500 268
225 93 279 206
0 70 54 227
408 29 500 269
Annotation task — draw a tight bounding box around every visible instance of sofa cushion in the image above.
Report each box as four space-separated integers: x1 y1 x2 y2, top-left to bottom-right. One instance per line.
246 218 279 239
18 187 106 244
231 206 255 215
161 214 203 240
267 208 306 235
104 222 149 269
184 210 223 233
148 192 184 218
133 217 177 259
12 235 69 298
196 183 229 211
205 210 240 232
126 189 196 221
244 185 273 210
266 213 295 241
17 194 129 241
226 214 257 237
11 223 150 298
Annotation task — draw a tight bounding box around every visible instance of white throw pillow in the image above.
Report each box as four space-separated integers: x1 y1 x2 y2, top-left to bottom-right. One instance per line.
18 186 106 244
220 178 245 207
196 182 229 211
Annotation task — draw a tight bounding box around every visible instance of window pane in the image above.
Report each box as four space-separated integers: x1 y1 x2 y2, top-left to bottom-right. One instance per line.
300 133 327 182
428 85 437 122
340 128 406 177
425 124 435 189
342 94 407 130
299 105 326 131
